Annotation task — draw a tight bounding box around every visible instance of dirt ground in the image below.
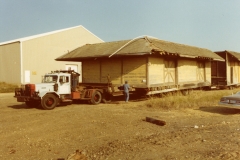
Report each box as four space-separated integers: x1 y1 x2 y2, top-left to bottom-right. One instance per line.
0 92 240 160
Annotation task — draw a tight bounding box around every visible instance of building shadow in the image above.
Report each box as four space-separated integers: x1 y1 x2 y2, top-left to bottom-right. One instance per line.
198 106 240 115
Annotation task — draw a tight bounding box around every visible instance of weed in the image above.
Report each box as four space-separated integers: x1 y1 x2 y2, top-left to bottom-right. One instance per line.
0 82 18 93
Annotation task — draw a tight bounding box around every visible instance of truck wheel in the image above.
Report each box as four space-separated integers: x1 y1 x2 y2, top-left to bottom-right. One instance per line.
102 93 112 103
25 100 40 108
90 91 102 105
41 94 58 110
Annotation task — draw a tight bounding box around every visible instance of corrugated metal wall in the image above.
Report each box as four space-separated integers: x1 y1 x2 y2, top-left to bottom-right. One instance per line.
21 26 103 84
0 42 21 84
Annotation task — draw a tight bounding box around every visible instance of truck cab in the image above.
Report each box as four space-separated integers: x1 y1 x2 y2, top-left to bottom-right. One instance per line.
15 70 79 110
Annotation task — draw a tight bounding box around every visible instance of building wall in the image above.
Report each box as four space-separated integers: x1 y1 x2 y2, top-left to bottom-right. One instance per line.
0 42 21 84
82 60 101 83
81 56 212 90
148 57 164 84
123 57 146 86
21 26 103 84
101 59 122 84
82 57 147 86
225 54 239 85
178 59 198 83
205 61 211 83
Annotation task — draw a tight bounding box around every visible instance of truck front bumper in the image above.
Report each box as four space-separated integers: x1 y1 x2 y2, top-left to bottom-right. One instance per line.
14 96 40 102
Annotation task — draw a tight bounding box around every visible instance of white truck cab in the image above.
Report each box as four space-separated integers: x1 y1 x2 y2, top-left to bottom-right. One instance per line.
15 70 78 110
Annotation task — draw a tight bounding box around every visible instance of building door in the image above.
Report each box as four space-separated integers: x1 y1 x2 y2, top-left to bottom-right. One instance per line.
197 62 205 82
65 64 82 82
65 64 78 72
164 60 176 84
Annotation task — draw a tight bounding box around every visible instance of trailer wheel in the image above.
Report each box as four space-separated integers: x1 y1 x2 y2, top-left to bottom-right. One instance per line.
41 94 58 110
102 93 112 103
25 100 40 108
90 91 102 105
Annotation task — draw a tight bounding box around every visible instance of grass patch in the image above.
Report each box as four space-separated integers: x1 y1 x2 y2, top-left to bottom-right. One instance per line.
0 82 18 93
143 89 238 110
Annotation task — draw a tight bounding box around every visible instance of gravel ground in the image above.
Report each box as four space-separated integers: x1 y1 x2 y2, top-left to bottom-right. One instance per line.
0 92 240 160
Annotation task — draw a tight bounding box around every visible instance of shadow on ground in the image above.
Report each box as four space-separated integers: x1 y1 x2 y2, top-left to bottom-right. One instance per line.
198 106 240 115
8 104 36 110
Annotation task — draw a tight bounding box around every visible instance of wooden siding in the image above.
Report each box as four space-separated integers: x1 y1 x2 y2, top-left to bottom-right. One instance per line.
148 57 164 84
123 57 146 85
197 62 205 82
101 59 121 84
205 61 211 83
82 60 100 83
82 57 147 86
164 59 176 84
178 59 198 83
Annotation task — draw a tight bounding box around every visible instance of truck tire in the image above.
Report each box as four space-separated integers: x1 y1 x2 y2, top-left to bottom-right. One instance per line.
41 94 58 110
102 93 112 103
25 100 40 108
90 91 102 105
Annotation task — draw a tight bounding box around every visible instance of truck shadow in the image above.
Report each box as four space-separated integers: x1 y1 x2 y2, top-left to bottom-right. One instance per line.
198 106 240 115
8 104 38 110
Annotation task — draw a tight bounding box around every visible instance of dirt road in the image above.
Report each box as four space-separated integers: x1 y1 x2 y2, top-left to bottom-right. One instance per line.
0 93 240 160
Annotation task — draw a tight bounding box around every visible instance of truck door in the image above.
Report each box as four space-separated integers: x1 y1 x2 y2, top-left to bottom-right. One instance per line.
58 75 71 94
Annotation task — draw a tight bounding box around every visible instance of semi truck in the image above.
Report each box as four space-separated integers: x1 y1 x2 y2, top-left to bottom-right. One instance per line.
14 70 114 110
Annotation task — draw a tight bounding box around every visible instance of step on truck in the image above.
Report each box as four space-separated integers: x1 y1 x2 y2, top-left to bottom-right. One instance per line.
14 70 113 110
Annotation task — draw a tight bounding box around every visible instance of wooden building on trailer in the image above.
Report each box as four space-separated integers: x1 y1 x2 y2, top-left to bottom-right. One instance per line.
56 36 224 95
212 50 240 89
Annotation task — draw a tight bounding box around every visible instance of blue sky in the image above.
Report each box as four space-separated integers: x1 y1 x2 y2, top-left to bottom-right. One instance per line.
1 0 240 52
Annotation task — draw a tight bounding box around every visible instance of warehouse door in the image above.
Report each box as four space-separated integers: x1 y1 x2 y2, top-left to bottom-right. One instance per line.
65 64 82 82
197 62 205 82
164 60 176 84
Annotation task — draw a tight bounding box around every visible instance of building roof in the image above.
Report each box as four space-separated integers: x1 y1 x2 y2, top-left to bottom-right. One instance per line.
56 36 224 61
0 25 103 46
216 50 240 61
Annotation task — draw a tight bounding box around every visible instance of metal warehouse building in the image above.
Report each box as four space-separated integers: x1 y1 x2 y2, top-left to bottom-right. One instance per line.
0 25 103 84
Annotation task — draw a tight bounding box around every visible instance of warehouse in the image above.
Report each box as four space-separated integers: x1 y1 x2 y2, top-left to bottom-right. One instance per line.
56 36 224 95
0 25 103 84
212 50 240 89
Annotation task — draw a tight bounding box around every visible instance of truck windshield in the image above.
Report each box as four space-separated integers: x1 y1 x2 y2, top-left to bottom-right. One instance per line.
43 75 58 83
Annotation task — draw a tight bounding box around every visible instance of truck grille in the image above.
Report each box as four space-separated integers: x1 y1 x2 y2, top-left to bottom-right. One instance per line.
15 84 36 96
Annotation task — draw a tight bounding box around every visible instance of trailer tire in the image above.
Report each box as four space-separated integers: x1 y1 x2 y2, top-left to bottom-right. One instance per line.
102 93 112 103
41 94 58 110
25 100 40 108
90 91 102 105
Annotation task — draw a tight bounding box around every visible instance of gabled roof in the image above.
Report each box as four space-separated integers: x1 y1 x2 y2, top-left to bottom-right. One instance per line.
216 50 240 61
0 25 103 46
56 36 224 61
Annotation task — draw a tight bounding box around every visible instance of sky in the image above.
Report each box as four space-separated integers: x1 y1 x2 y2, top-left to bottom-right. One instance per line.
1 0 240 52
